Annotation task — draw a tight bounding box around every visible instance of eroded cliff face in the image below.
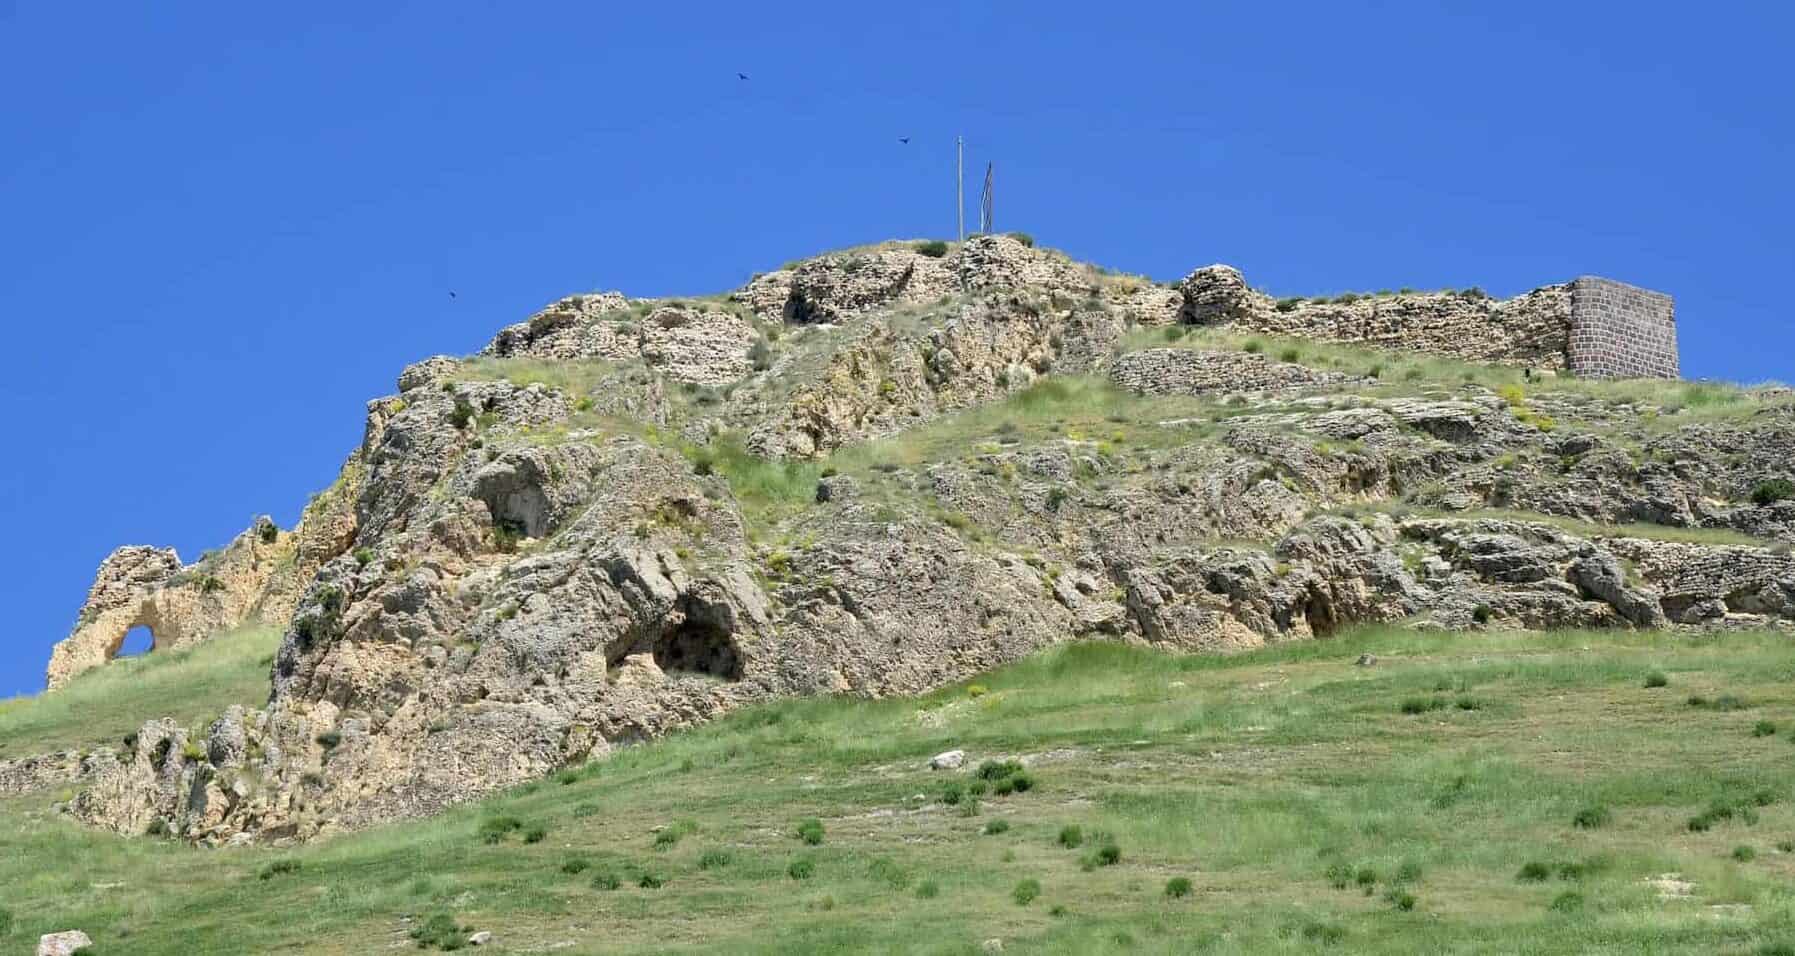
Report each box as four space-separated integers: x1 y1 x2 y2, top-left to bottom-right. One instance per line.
41 234 1795 843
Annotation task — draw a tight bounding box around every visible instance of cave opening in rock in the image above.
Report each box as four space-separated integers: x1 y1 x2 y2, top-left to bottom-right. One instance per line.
114 625 155 659
652 615 743 680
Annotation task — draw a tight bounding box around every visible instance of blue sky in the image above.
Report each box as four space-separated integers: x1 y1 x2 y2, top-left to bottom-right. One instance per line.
2 2 1790 697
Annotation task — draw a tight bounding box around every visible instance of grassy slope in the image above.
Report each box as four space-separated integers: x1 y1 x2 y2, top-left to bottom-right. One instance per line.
0 626 280 759
3 627 1795 953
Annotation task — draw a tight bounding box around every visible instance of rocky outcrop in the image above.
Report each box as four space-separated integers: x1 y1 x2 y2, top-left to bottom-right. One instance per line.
1110 348 1355 396
45 519 296 690
38 237 1784 847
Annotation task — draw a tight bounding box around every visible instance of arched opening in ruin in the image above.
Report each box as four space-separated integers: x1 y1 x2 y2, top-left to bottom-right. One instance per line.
114 625 155 659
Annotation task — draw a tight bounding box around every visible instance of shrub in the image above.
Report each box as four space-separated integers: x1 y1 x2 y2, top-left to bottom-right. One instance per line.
1165 876 1193 898
788 857 816 880
977 759 1024 780
1274 297 1303 313
409 912 471 950
795 818 825 845
915 880 940 899
1082 842 1122 870
315 731 341 750
449 397 476 430
1548 891 1584 913
1516 861 1552 882
1734 845 1757 862
258 858 302 880
1400 697 1446 715
1012 878 1042 905
352 547 374 567
561 858 590 875
1751 478 1795 506
1242 339 1264 354
1354 866 1378 891
1394 861 1423 883
983 819 1010 835
748 336 773 372
523 825 547 844
940 782 964 806
699 849 732 870
1007 232 1035 247
477 816 524 844
1471 604 1494 625
915 240 949 258
1572 805 1612 829
590 870 621 891
1385 888 1416 911
1754 720 1777 737
1300 922 1346 944
0 906 11 939
1645 671 1669 688
637 872 665 889
1325 861 1354 889
1279 347 1301 362
1058 825 1084 849
1689 694 1751 711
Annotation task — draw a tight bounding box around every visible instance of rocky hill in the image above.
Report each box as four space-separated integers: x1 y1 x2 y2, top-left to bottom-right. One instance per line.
16 234 1795 845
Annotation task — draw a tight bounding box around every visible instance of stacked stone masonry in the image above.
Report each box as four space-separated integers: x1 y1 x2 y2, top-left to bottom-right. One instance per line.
1568 276 1678 379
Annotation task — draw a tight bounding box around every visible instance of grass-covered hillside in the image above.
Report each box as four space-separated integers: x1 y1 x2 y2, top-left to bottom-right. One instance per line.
0 626 279 759
4 625 1795 954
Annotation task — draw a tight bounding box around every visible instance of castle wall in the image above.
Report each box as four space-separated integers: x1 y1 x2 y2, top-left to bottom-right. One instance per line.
1567 277 1678 379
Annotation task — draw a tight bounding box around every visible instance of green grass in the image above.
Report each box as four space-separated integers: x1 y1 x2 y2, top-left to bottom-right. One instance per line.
5 625 1795 953
0 625 280 758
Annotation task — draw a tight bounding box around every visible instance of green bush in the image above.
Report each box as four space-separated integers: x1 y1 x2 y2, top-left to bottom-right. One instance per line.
1274 297 1303 313
477 816 524 844
0 906 11 939
1242 339 1264 354
915 879 940 899
983 819 1010 835
315 730 341 750
1645 671 1669 688
449 397 476 430
915 240 950 258
1548 891 1583 913
795 818 825 845
1472 604 1494 625
699 849 732 869
1394 861 1423 883
1400 697 1446 715
637 872 666 889
1012 878 1041 905
1754 720 1777 737
1689 694 1751 711
591 870 621 891
1733 845 1757 862
1300 922 1346 944
1516 861 1552 882
561 858 590 875
1572 805 1612 829
940 782 964 806
1751 479 1795 506
1165 876 1193 899
1324 861 1353 889
258 858 302 880
409 912 471 950
1385 888 1416 911
748 336 774 372
523 825 547 844
788 857 816 880
1081 841 1122 870
1058 825 1083 849
1006 232 1035 248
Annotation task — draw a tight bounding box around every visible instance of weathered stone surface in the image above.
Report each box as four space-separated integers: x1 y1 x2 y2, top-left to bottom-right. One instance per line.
1110 348 1352 396
46 519 296 690
37 931 93 956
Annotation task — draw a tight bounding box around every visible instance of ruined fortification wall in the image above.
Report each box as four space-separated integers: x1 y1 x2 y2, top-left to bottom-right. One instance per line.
1568 276 1678 379
1178 265 1677 379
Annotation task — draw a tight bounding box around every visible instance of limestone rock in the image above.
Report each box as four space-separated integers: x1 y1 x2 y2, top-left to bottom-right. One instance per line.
929 750 966 771
1178 264 1254 325
37 931 93 956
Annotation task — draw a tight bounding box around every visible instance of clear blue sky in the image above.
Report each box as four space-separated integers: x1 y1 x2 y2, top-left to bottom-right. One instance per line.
2 2 1790 697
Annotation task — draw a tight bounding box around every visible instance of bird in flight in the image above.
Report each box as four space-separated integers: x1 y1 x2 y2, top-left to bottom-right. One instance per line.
899 137 910 144
737 72 749 80
449 291 457 299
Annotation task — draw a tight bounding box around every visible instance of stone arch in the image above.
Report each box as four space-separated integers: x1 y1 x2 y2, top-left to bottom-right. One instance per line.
114 624 157 658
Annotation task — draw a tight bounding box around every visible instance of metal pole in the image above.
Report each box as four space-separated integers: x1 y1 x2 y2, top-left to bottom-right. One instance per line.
956 136 964 242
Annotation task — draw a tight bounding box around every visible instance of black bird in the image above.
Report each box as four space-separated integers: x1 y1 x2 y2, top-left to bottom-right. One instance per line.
736 72 749 80
449 291 457 299
899 137 910 144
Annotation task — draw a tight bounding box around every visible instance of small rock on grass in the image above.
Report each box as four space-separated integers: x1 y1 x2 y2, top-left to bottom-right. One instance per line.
38 931 94 956
1356 654 1378 666
930 749 966 770
470 930 494 946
